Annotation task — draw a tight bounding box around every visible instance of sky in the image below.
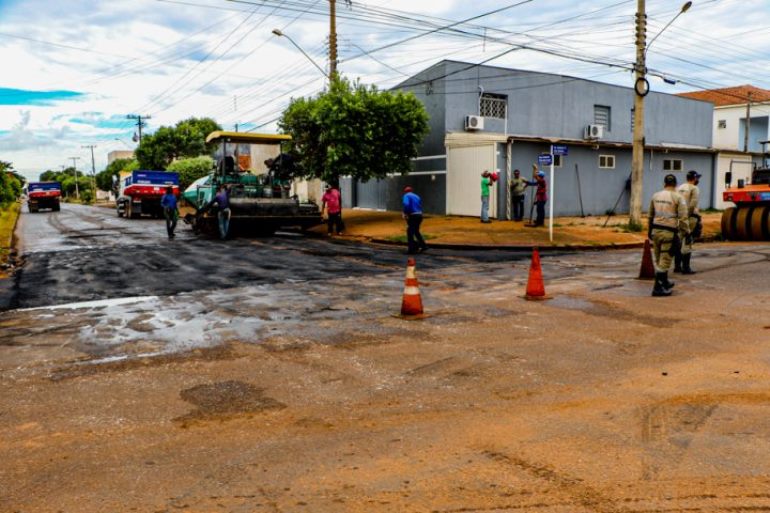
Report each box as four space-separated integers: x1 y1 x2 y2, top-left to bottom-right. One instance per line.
1 0 770 182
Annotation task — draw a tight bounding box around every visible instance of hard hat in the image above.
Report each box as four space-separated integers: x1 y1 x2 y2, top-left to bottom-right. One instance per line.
403 186 413 193
664 173 677 186
686 170 701 180
537 170 546 177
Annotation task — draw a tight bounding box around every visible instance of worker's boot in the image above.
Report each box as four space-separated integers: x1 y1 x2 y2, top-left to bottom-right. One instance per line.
652 272 673 297
673 253 683 273
661 271 675 290
682 254 696 275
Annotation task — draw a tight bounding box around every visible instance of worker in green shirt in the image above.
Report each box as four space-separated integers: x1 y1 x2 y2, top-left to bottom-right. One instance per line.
480 170 494 223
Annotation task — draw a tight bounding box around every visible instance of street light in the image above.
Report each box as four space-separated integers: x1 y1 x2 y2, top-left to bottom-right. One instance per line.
272 28 328 79
629 0 692 229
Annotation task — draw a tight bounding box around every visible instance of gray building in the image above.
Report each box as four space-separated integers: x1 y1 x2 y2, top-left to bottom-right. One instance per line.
342 60 717 218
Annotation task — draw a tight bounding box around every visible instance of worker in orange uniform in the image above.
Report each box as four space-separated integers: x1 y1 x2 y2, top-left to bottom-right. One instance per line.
648 174 689 297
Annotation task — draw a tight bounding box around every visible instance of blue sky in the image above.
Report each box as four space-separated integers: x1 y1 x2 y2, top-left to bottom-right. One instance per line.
1 0 769 181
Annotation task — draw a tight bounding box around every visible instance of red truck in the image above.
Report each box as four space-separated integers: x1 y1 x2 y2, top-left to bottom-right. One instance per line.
27 182 61 213
116 170 179 219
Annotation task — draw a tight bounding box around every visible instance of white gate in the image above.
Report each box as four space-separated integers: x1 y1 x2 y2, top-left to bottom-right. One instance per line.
446 143 497 217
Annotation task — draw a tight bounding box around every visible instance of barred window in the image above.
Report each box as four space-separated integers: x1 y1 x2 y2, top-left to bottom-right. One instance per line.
594 105 611 131
718 119 727 129
480 93 508 119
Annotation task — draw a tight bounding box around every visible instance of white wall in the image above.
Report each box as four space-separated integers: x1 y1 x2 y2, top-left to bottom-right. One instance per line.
715 152 755 209
713 103 770 150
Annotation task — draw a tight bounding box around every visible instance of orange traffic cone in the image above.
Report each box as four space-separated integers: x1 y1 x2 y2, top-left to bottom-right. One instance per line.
525 247 548 300
638 239 655 280
400 258 424 317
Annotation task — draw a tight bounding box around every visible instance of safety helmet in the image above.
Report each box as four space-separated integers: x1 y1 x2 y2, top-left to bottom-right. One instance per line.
403 186 413 193
664 174 677 186
537 170 546 177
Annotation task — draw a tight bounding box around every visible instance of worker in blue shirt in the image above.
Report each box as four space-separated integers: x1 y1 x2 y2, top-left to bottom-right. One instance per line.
402 186 428 254
160 186 178 239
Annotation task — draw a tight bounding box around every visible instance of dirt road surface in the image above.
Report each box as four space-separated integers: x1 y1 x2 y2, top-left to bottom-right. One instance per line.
2 204 770 512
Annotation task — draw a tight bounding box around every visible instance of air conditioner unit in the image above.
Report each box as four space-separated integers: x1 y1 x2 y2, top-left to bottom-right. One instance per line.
465 115 484 131
584 124 605 140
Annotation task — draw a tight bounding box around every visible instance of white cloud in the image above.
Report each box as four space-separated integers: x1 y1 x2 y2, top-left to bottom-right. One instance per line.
1 0 769 179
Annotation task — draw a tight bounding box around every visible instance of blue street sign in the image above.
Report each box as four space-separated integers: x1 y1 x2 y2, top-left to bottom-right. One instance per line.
552 144 568 156
538 154 553 166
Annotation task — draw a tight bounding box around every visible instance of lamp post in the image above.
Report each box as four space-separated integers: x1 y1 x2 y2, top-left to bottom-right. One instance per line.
629 1 692 229
272 29 328 79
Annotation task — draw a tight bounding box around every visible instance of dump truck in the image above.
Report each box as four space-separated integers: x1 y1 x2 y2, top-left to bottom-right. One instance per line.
116 170 179 219
721 142 770 241
183 131 321 236
27 182 61 213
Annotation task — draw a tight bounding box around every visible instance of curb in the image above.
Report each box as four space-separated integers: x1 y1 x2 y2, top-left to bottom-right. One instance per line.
368 237 646 252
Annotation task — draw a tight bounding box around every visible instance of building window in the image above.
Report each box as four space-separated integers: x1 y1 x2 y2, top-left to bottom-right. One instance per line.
718 119 727 129
663 159 683 171
553 154 562 167
480 93 507 119
599 155 615 169
594 105 611 131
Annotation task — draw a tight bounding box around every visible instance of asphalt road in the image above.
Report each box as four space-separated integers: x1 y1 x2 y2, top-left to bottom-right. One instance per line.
2 203 537 310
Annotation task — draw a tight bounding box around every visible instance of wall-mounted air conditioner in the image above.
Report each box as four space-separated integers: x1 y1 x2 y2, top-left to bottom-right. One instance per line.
584 124 605 140
465 115 484 131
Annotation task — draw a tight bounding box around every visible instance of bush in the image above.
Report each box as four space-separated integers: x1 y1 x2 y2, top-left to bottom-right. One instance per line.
167 156 214 190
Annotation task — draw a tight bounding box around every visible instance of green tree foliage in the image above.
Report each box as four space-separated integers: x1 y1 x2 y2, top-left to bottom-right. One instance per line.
96 158 138 192
279 78 429 184
167 156 214 190
38 168 93 200
0 161 24 207
135 117 221 170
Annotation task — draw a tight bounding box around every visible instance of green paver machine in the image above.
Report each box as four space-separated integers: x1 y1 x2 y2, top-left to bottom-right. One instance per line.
183 131 322 236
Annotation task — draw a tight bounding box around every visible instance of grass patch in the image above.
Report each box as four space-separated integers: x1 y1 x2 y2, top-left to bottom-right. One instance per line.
613 222 644 233
385 233 438 243
0 201 21 265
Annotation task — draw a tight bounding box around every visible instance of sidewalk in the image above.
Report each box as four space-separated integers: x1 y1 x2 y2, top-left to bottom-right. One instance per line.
308 209 724 250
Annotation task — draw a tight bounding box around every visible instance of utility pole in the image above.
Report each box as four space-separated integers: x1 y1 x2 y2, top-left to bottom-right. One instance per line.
629 0 647 230
744 91 752 153
82 144 97 202
127 114 151 143
69 156 81 200
329 0 338 78
629 1 691 229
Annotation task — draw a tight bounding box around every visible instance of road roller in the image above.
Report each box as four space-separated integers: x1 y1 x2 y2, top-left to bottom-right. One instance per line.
721 160 770 241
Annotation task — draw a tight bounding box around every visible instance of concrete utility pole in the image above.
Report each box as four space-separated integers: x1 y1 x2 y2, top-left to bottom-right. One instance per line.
127 114 151 143
628 0 647 230
69 156 81 200
82 145 97 201
744 91 752 153
629 0 691 229
329 0 338 78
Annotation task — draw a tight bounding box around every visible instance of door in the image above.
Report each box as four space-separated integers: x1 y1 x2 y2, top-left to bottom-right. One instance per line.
446 144 496 217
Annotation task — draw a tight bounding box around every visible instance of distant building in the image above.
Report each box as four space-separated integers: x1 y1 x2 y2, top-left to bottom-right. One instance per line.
341 60 718 218
107 150 135 165
678 85 768 208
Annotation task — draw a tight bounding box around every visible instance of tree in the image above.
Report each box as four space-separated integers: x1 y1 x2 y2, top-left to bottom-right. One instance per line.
37 168 93 200
279 77 429 184
167 156 214 190
0 161 23 207
135 117 221 170
96 158 138 192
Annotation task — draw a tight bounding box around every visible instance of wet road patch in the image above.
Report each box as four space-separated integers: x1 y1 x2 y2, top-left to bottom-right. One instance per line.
175 380 286 427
